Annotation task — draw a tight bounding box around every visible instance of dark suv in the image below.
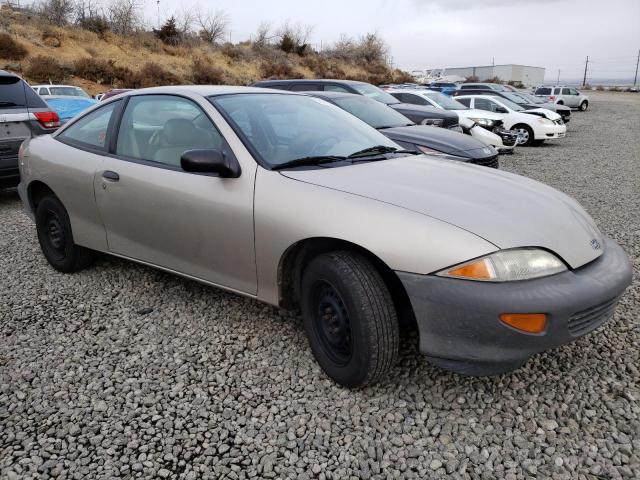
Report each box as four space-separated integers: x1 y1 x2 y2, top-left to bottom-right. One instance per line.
251 79 462 131
1 70 60 188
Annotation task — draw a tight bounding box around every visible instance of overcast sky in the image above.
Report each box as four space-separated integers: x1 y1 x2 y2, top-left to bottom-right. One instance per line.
145 0 639 81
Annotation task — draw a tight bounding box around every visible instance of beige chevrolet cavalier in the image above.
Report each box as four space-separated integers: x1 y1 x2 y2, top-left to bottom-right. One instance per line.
18 87 632 388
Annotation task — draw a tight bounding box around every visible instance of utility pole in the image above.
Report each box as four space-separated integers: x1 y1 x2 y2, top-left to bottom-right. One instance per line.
557 69 561 84
156 0 160 29
582 56 589 87
634 49 639 87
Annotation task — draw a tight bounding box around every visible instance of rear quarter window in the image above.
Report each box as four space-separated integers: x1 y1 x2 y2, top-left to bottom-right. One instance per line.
0 76 48 109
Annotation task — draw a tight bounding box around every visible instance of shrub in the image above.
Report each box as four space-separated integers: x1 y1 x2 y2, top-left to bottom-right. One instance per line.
221 43 251 62
74 57 133 85
0 33 28 60
279 33 296 54
465 75 479 82
24 55 68 83
261 58 294 79
392 69 416 84
484 76 503 84
191 58 226 84
595 85 605 91
129 62 181 88
507 80 524 88
77 14 111 36
42 28 63 48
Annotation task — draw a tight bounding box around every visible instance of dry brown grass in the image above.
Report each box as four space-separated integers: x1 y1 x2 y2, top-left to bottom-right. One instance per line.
1 9 412 95
0 32 29 60
24 55 68 83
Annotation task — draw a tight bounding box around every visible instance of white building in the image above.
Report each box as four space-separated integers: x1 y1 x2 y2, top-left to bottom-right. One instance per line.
430 64 546 87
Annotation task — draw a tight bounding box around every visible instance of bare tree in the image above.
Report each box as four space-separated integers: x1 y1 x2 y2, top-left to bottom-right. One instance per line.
39 0 76 26
174 9 195 37
252 21 273 49
195 5 229 44
106 0 142 36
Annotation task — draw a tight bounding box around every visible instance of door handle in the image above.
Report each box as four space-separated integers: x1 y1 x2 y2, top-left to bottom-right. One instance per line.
102 171 119 181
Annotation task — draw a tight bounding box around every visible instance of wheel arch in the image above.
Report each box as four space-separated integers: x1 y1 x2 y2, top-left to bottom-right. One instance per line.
27 180 58 213
277 237 416 327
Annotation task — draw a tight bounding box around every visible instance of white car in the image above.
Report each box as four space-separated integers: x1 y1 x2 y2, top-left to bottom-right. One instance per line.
389 89 519 153
534 86 589 111
454 95 567 146
32 84 91 98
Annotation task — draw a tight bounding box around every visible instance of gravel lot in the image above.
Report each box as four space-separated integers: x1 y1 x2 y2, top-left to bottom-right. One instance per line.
1 91 639 480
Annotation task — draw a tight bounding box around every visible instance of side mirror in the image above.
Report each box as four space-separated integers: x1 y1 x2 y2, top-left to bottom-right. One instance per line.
495 107 508 114
181 149 241 178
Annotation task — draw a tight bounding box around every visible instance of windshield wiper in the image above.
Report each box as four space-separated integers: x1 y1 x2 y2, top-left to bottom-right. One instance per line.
271 155 347 170
347 145 416 159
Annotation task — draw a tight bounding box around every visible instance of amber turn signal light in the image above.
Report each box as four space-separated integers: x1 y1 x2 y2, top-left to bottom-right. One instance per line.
499 313 547 333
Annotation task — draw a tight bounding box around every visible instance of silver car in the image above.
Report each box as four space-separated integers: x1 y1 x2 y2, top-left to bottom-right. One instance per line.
18 86 631 388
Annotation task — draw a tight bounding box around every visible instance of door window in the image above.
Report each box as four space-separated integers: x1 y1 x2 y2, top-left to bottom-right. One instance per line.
554 88 562 95
569 88 580 95
456 98 471 107
58 101 118 150
473 97 497 112
40 88 50 95
562 88 571 95
400 93 429 106
115 95 223 168
535 87 551 95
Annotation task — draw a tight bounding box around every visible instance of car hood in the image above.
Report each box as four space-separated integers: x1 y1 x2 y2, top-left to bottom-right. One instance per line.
381 125 495 159
521 108 561 121
281 156 603 269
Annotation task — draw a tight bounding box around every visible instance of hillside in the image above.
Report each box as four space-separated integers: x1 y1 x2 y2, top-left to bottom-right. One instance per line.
0 5 413 96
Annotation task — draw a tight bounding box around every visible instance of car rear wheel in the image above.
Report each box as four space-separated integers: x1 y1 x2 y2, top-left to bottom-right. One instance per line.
300 251 399 388
513 124 534 146
35 195 94 273
580 100 589 111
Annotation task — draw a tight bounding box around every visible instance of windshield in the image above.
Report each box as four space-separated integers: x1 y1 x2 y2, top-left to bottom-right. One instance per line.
211 94 399 167
349 83 399 105
423 91 468 110
514 92 544 104
500 92 529 104
331 95 413 129
48 87 90 98
492 96 525 111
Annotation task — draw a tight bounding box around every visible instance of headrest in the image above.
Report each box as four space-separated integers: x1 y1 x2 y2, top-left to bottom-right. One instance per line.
162 118 200 145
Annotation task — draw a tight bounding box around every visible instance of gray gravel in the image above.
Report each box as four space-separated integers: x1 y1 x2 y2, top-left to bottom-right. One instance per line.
1 91 639 479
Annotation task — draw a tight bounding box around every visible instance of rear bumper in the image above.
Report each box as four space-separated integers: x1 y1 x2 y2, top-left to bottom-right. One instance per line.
397 237 632 375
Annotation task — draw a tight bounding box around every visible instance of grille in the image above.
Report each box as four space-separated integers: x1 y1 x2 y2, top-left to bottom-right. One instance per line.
470 155 499 169
568 297 618 336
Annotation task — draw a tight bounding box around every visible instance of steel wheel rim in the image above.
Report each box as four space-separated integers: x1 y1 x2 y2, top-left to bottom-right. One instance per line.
44 210 66 260
312 280 353 365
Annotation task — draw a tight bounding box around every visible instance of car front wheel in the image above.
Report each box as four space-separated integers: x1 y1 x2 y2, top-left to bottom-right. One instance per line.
300 251 399 388
35 195 94 273
513 124 535 146
580 100 589 111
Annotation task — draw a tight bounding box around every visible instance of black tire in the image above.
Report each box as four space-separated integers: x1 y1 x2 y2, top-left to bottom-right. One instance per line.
35 195 93 273
533 139 546 145
300 251 399 388
513 124 535 146
580 100 588 111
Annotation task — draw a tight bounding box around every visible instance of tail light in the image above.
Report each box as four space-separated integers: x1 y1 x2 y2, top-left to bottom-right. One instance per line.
549 95 556 101
33 111 60 129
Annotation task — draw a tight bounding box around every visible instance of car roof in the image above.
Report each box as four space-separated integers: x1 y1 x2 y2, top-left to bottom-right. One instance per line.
33 84 84 88
306 91 360 100
254 79 367 86
119 85 302 97
0 69 20 78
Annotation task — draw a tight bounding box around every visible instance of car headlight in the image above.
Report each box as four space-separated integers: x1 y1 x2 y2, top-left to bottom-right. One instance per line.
416 145 466 160
537 117 553 125
436 248 567 282
421 118 444 126
469 118 496 128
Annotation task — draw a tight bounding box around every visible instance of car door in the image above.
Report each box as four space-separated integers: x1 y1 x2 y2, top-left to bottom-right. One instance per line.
561 88 575 107
93 94 258 295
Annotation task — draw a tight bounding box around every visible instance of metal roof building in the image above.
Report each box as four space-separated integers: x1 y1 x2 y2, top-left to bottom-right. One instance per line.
440 64 545 86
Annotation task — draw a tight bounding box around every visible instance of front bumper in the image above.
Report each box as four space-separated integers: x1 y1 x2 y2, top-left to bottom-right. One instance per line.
397 237 632 375
535 123 566 140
